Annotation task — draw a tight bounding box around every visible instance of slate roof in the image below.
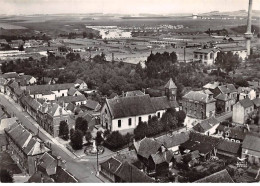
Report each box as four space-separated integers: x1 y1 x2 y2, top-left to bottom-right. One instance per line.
164 78 177 89
252 98 260 107
21 95 41 111
242 133 260 152
221 46 246 52
52 166 78 183
38 152 57 175
218 84 237 94
26 83 74 94
28 172 54 183
114 161 154 183
67 87 79 96
0 117 17 133
217 140 241 154
155 132 190 149
125 90 145 97
84 99 101 110
195 169 234 183
193 117 220 133
106 95 156 119
239 98 254 108
134 137 162 159
215 93 231 101
183 90 215 103
227 126 248 141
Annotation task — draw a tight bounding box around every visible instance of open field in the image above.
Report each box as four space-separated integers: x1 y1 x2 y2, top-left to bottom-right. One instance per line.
0 23 27 29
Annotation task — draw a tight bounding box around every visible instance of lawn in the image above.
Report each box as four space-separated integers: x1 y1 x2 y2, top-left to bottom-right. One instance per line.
0 152 22 174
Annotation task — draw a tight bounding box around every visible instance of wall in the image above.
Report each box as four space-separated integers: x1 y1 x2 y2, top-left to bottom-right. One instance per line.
232 103 245 124
241 148 260 165
52 89 69 97
206 102 216 118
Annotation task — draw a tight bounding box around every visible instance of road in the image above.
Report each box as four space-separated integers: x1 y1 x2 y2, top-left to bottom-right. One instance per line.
0 93 102 183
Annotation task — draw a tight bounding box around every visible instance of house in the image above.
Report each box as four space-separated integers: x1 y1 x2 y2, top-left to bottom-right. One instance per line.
203 82 220 92
155 132 190 154
26 83 74 99
5 122 50 175
193 48 220 65
74 79 88 90
232 98 254 125
216 140 241 158
223 126 248 143
0 117 18 134
238 87 256 101
220 46 247 61
252 98 260 113
179 132 221 161
42 77 57 85
213 84 237 114
36 102 73 137
241 133 260 165
194 169 234 183
99 157 154 183
193 117 220 135
20 75 37 85
57 95 87 107
84 99 101 112
2 72 20 81
10 40 24 49
78 112 100 131
67 87 82 96
182 90 216 129
20 95 41 120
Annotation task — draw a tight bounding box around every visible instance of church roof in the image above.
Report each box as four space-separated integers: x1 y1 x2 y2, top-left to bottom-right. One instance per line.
164 78 177 89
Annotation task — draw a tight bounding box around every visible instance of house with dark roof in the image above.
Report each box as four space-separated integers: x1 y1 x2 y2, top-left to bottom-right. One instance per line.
99 155 154 183
179 132 221 161
242 133 260 165
232 98 254 125
182 90 216 129
216 140 241 158
20 95 41 120
101 79 178 134
74 79 88 90
193 48 220 65
4 122 50 175
223 126 248 143
213 84 237 114
67 87 82 96
194 169 234 183
84 99 101 112
193 117 220 135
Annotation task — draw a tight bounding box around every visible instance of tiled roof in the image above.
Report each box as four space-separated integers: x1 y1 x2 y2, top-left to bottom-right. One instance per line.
28 172 54 183
106 95 156 119
193 117 220 133
26 83 74 94
215 93 231 101
84 99 100 110
58 95 87 104
38 152 57 175
237 87 253 94
2 72 19 79
0 117 17 133
203 82 220 90
151 96 178 110
155 132 190 149
52 167 78 183
183 90 215 103
21 95 41 111
195 169 234 183
239 98 254 108
100 157 122 174
151 151 174 165
135 137 162 159
242 133 260 152
227 126 247 141
217 140 241 154
220 46 246 52
164 78 177 89
114 161 154 183
74 79 85 84
67 87 78 96
218 84 237 94
194 48 219 54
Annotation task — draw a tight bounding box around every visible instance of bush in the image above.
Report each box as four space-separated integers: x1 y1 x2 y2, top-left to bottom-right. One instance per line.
134 121 148 140
0 169 13 183
96 131 104 146
104 132 133 151
75 117 88 135
59 121 69 140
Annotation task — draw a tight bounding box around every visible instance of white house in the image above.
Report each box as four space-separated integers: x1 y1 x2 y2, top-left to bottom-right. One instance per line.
232 98 254 125
193 48 220 65
237 87 256 101
220 46 247 61
57 95 87 107
193 117 220 136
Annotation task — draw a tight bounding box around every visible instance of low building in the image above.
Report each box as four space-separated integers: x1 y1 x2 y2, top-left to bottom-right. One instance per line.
84 99 101 112
193 48 220 65
238 87 256 101
193 117 220 135
241 133 260 165
220 46 247 61
194 169 234 183
232 98 254 125
57 95 87 107
67 87 82 96
216 140 241 158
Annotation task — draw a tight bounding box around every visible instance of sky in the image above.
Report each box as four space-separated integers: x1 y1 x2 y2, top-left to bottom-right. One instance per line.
0 0 259 15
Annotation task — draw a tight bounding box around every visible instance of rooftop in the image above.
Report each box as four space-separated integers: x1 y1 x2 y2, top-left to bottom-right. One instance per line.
195 169 234 183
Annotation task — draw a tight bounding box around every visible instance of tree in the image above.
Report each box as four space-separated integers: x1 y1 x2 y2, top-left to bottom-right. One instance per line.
71 130 83 150
70 128 75 140
96 131 103 146
134 121 148 140
18 45 24 51
85 131 92 143
75 117 88 135
176 110 186 126
104 131 126 150
0 169 13 183
215 51 241 74
59 121 69 140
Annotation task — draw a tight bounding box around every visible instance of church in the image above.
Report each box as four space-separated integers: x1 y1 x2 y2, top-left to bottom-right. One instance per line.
100 78 179 134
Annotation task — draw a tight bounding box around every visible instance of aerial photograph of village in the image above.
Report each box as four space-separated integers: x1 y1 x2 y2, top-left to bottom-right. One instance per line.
0 0 259 183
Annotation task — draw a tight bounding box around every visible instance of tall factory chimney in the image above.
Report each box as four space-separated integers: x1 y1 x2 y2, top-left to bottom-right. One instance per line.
245 0 253 56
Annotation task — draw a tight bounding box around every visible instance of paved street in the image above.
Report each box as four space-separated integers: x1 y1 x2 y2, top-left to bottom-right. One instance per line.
0 93 103 183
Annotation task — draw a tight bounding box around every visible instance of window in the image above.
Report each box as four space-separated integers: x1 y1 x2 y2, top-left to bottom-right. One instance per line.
128 118 132 126
210 53 214 59
148 115 151 120
139 117 142 123
118 120 121 128
157 112 161 118
105 109 107 114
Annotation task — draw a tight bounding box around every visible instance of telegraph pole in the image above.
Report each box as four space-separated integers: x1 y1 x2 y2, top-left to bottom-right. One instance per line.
245 0 253 56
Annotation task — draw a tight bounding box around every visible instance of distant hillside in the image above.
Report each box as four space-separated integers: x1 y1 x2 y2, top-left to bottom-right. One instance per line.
231 25 260 35
200 10 260 17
